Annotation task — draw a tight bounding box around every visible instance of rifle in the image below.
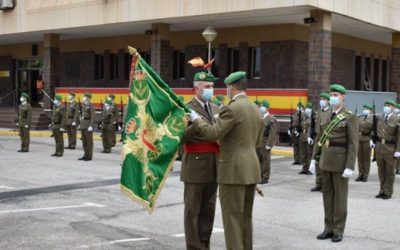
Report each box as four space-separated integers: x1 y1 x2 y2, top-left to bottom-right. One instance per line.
310 109 316 140
296 97 302 136
119 96 123 130
371 99 378 162
98 99 104 130
289 103 293 146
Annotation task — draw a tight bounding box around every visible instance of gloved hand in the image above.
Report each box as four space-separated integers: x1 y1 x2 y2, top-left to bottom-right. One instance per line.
118 125 122 131
16 123 19 126
88 126 93 132
342 168 353 178
394 152 400 158
190 110 200 122
48 124 52 129
72 122 76 126
77 125 80 130
60 128 65 132
287 129 291 136
266 145 272 150
307 137 314 145
294 131 299 137
309 159 316 174
369 140 375 149
24 125 29 128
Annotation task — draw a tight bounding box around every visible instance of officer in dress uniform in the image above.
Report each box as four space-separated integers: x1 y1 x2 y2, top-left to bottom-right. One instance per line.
309 84 358 242
79 93 95 161
101 99 115 153
310 92 331 192
17 92 32 152
181 71 220 250
299 102 313 175
356 104 373 182
65 92 80 149
372 99 400 199
189 71 264 249
50 95 66 157
257 99 277 184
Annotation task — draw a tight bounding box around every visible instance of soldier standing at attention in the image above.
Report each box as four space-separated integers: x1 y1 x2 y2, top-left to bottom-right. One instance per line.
79 93 95 161
289 102 304 165
17 92 32 153
65 92 79 149
257 99 277 184
101 99 115 153
372 99 400 199
50 95 66 157
107 94 119 147
299 102 313 174
395 103 400 175
310 92 330 192
309 84 358 242
181 71 220 250
189 71 264 249
356 104 373 182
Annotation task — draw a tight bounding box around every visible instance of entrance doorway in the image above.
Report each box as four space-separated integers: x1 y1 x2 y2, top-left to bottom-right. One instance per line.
15 59 43 107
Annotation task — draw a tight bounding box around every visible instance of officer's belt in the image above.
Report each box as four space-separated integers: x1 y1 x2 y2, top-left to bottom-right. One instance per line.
184 143 220 154
377 138 396 145
326 141 347 148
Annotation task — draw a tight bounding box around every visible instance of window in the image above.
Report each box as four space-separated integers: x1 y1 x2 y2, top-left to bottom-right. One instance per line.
249 47 261 78
109 54 119 80
94 54 104 80
382 60 387 91
173 50 185 80
227 48 240 74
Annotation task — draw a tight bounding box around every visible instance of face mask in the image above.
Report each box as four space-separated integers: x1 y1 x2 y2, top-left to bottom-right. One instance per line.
68 95 74 101
260 106 267 114
53 100 60 106
329 96 340 107
105 104 110 109
319 100 327 108
383 106 391 114
83 97 89 104
394 108 400 114
20 97 26 103
202 88 213 101
305 108 312 115
362 110 370 116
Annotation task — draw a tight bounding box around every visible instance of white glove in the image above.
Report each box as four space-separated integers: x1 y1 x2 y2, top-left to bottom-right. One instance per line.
77 125 80 130
309 159 316 174
118 125 122 131
342 168 353 178
88 126 93 132
266 146 272 150
60 128 65 132
16 123 19 126
190 110 200 122
394 152 400 158
72 122 76 126
24 125 29 128
48 124 52 129
294 131 299 137
307 137 314 145
287 129 291 136
369 140 375 149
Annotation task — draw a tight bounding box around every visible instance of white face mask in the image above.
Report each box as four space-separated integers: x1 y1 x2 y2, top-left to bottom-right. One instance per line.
53 100 60 106
329 96 340 107
201 88 214 101
383 106 392 114
319 100 327 108
105 104 110 110
259 106 267 114
362 110 370 116
68 95 74 102
83 97 89 104
305 108 312 115
20 97 26 103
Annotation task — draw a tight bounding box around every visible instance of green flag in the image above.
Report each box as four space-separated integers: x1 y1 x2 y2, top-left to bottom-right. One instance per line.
121 48 189 212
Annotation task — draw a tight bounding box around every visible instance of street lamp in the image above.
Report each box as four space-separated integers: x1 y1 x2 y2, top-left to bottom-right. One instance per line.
202 26 218 73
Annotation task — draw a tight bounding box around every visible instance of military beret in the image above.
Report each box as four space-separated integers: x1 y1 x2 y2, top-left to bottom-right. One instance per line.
84 93 92 98
194 71 217 82
224 71 246 85
216 94 225 101
330 84 346 94
254 100 261 105
69 92 76 97
320 92 330 100
363 104 373 110
297 102 304 108
384 99 396 106
21 92 29 98
262 100 270 108
54 95 62 101
105 99 112 105
108 94 116 99
306 102 313 108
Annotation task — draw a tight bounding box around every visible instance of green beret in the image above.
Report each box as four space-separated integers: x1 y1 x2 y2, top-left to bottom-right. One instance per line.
320 92 330 100
297 102 304 108
84 93 92 98
105 99 112 105
108 94 116 100
262 100 270 108
363 104 373 110
384 99 396 106
21 92 29 98
254 100 261 105
69 92 76 97
194 71 217 82
396 104 400 109
216 94 225 101
224 71 246 85
54 95 62 101
330 84 346 94
306 102 312 109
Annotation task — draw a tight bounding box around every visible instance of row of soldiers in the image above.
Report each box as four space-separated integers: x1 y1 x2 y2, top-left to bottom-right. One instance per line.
17 92 122 161
290 93 400 199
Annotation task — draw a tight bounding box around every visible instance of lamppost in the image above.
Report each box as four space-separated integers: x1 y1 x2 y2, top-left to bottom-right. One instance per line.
202 26 218 74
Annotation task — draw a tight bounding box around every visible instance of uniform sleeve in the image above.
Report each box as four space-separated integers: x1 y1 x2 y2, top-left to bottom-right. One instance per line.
73 105 80 124
396 122 400 152
266 118 276 147
61 107 67 129
89 106 95 128
345 113 359 170
311 115 322 160
27 105 32 126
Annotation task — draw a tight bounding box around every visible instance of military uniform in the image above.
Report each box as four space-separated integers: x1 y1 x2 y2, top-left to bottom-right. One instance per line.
181 96 220 250
51 99 66 156
192 71 264 250
111 103 119 146
299 111 313 174
79 95 95 161
66 100 80 149
101 103 115 153
18 99 32 152
374 105 400 199
290 110 303 165
357 112 373 181
257 110 276 183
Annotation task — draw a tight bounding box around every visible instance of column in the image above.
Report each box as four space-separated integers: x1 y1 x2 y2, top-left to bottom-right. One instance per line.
150 23 172 84
43 33 60 109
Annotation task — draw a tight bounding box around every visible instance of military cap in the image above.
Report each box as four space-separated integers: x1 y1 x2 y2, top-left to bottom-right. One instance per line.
306 102 313 108
105 99 112 105
54 95 62 101
224 71 246 85
384 99 396 106
108 94 116 100
69 92 76 97
320 92 330 100
330 84 346 94
363 104 373 110
216 94 225 101
262 100 270 108
84 93 92 98
21 92 29 98
254 100 261 105
194 71 217 82
297 102 304 108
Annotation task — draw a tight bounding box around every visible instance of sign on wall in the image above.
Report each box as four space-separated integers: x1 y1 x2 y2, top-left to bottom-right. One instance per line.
0 71 10 77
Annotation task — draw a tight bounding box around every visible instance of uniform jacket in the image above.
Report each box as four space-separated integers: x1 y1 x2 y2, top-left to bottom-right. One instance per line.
102 107 116 130
51 105 66 130
66 101 80 126
374 114 400 154
312 107 359 172
193 94 264 185
18 103 32 128
260 113 276 148
358 115 373 142
300 113 312 142
80 103 95 130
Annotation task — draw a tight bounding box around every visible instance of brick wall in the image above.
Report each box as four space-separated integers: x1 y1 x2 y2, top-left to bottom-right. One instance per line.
331 47 355 90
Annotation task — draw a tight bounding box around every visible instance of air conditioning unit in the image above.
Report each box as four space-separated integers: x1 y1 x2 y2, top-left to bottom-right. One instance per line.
0 0 16 10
